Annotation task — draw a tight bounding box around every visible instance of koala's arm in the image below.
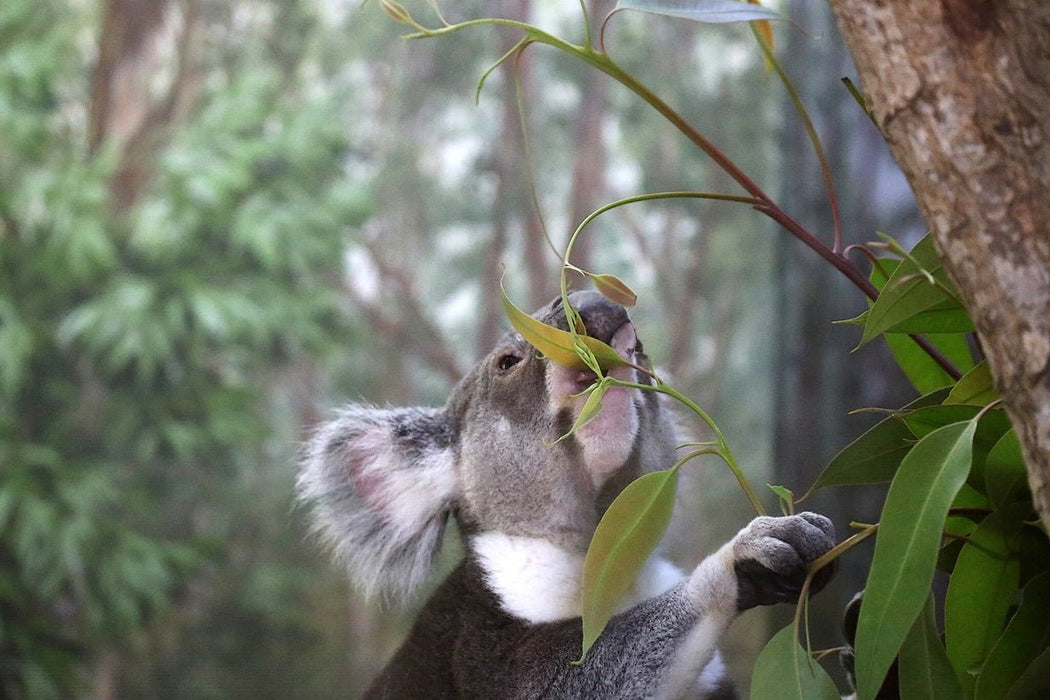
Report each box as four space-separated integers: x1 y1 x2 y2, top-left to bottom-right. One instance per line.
458 513 836 700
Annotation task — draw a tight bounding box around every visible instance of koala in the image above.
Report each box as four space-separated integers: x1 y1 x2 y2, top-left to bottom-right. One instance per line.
298 290 836 699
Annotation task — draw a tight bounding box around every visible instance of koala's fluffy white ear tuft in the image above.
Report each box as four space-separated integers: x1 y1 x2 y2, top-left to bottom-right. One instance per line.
297 405 458 601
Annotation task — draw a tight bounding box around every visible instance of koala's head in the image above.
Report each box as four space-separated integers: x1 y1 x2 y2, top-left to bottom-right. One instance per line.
297 290 678 600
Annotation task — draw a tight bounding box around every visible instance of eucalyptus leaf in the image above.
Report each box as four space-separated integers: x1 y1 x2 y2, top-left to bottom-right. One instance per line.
899 595 963 700
976 572 1050 700
984 430 1028 508
750 624 840 700
861 236 971 346
812 388 949 491
501 287 625 371
945 361 997 406
855 419 977 699
944 505 1024 695
579 468 680 660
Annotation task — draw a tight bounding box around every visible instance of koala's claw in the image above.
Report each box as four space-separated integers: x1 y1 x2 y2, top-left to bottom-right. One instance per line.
732 512 836 611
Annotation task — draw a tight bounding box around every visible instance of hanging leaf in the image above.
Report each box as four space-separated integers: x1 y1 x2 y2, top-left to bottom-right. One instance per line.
899 595 964 700
944 505 1025 696
750 624 840 700
588 273 638 308
854 419 977 700
501 287 625 371
616 0 782 23
976 572 1050 700
579 468 679 660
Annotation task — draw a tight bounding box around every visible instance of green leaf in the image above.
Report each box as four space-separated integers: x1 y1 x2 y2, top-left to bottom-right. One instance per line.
884 331 974 394
1005 647 1050 700
976 572 1050 700
616 0 782 23
501 287 625 371
855 419 977 699
945 361 998 406
811 388 949 490
588 273 637 308
944 506 1024 695
579 468 679 660
899 595 964 700
984 430 1028 508
861 235 973 346
750 624 840 700
814 413 915 489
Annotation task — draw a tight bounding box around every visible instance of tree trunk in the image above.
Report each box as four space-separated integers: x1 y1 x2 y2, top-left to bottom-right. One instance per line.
829 0 1050 533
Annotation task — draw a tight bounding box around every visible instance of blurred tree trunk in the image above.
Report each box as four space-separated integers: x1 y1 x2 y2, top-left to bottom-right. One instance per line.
566 0 614 276
477 0 537 355
772 2 921 662
90 0 198 210
830 0 1050 533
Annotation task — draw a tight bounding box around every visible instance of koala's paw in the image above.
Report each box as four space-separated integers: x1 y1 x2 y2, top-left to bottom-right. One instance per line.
731 512 836 611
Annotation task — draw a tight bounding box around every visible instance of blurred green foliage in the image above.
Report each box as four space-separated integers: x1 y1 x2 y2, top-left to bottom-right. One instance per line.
0 0 369 696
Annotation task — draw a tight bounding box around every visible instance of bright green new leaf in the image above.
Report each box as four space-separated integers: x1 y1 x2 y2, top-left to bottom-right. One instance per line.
945 361 997 406
944 506 1024 695
616 0 782 23
750 624 840 700
884 331 974 394
501 288 625 371
861 235 972 346
984 430 1028 508
976 572 1050 700
579 468 679 660
855 419 977 700
899 595 964 700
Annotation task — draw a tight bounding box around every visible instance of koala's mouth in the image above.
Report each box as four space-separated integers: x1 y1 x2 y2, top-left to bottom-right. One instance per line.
564 320 638 392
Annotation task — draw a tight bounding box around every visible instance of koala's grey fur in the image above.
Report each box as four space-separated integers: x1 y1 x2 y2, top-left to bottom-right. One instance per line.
298 291 836 699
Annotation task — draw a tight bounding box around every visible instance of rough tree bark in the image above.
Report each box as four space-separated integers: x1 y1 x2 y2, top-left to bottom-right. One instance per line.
829 1 1050 533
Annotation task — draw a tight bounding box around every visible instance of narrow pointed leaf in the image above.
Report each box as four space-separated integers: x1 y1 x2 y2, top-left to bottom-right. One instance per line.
945 360 997 406
589 273 638 308
580 468 679 660
899 595 964 700
811 388 949 490
945 506 1024 695
884 331 973 394
616 0 782 23
501 288 625 371
984 430 1028 508
1004 648 1050 700
750 625 840 700
976 572 1050 700
861 235 972 346
855 419 977 700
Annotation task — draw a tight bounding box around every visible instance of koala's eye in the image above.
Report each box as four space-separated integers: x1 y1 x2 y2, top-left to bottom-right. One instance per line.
496 352 523 374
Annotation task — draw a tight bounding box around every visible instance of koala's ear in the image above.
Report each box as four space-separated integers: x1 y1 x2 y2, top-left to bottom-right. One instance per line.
297 405 458 602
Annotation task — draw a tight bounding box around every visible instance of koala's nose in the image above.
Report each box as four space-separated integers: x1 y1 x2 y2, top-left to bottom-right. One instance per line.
568 290 630 345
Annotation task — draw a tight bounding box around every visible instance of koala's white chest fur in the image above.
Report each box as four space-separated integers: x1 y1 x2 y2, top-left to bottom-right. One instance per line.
471 532 685 624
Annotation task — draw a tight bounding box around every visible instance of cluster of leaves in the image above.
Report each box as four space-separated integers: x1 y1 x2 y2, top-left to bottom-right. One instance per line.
755 234 1049 699
396 1 1050 697
0 0 366 696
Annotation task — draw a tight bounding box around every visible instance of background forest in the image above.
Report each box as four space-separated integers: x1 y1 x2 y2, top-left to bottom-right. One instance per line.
2 0 929 697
